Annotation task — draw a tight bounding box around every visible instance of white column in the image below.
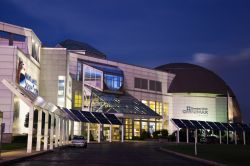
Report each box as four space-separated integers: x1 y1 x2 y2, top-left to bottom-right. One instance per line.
243 131 246 145
43 111 49 150
55 116 59 147
235 131 237 145
50 113 54 150
177 129 180 143
61 119 65 145
87 123 90 143
36 109 42 151
226 130 229 144
66 120 69 144
71 121 74 140
27 107 34 153
59 118 62 146
219 130 222 144
109 125 112 142
195 129 197 156
121 125 124 143
186 128 189 143
98 124 101 143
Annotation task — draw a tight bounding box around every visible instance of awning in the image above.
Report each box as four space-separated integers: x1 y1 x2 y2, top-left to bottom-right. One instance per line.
60 108 122 125
171 118 250 131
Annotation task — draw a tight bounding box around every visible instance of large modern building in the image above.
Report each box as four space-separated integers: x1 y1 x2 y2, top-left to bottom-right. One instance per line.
0 22 241 142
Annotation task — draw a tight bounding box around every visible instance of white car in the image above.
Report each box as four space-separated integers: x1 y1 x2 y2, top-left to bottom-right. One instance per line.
71 136 87 148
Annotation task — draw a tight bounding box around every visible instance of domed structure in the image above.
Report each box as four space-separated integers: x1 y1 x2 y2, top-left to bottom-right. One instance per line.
156 63 241 122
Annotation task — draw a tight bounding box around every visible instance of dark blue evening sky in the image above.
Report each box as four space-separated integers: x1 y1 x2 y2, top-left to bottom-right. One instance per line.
1 0 250 123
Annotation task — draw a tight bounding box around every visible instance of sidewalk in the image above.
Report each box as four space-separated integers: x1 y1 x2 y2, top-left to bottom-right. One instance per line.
0 148 53 165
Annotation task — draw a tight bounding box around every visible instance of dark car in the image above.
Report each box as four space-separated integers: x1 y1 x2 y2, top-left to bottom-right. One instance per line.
200 135 219 144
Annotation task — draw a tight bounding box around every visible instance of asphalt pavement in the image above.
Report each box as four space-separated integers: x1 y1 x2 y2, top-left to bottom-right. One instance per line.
11 142 205 166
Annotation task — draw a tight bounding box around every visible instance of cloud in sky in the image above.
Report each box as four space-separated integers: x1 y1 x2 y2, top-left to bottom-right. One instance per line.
192 48 250 123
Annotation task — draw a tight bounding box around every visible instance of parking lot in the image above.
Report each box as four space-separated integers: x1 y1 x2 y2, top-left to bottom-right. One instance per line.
11 142 204 166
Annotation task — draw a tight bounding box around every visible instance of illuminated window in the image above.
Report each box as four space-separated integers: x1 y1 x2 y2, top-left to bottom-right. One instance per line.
134 121 140 137
74 91 82 108
163 103 168 117
141 100 148 106
104 74 123 91
156 102 162 115
149 101 156 111
57 76 65 107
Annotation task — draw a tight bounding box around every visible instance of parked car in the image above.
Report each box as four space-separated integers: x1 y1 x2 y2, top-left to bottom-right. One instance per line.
200 135 219 144
71 136 87 148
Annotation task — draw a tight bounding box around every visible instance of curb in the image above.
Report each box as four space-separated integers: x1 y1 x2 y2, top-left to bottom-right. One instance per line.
0 150 53 166
159 147 226 166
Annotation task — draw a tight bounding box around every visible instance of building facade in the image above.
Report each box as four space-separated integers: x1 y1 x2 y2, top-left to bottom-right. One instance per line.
0 22 241 142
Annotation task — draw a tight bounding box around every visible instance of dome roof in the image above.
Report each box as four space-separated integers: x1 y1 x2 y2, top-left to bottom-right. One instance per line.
155 63 234 96
58 39 106 59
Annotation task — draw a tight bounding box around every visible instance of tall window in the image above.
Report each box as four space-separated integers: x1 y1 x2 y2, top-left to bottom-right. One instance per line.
156 102 162 115
163 103 168 117
74 91 82 108
83 65 103 91
104 74 123 91
57 76 65 107
149 101 156 111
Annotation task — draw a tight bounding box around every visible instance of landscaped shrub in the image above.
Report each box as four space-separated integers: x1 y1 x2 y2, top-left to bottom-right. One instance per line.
140 130 151 140
153 129 169 139
12 135 28 143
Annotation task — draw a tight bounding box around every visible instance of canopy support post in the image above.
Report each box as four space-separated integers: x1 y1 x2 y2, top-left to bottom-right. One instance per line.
109 125 112 142
219 130 222 144
50 113 54 150
27 107 34 153
36 109 42 151
43 110 49 150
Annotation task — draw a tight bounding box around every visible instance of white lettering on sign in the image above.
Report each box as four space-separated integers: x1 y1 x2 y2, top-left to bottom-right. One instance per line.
183 106 208 114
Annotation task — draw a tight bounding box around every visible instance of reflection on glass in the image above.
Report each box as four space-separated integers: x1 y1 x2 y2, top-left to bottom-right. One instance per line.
83 65 103 90
104 74 123 91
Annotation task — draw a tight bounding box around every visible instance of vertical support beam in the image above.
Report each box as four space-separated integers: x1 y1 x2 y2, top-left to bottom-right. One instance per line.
66 120 69 144
226 130 229 144
243 130 246 145
62 119 65 145
27 107 34 153
71 121 74 140
50 113 54 150
87 123 90 143
186 128 189 143
195 129 197 156
43 111 49 150
109 125 112 142
98 124 101 143
36 109 42 151
177 129 180 143
234 131 237 145
219 130 222 144
55 116 59 147
121 125 124 143
59 118 62 146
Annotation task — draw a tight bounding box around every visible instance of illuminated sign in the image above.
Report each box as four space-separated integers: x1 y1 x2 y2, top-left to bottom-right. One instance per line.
17 57 38 95
183 106 208 114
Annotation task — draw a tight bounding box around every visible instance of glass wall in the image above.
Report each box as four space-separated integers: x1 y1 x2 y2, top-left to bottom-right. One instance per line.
83 65 103 91
74 90 82 108
125 119 132 139
104 74 123 92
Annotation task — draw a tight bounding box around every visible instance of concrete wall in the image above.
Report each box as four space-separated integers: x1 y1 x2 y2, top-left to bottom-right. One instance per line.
169 94 228 133
0 46 17 141
40 48 67 106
